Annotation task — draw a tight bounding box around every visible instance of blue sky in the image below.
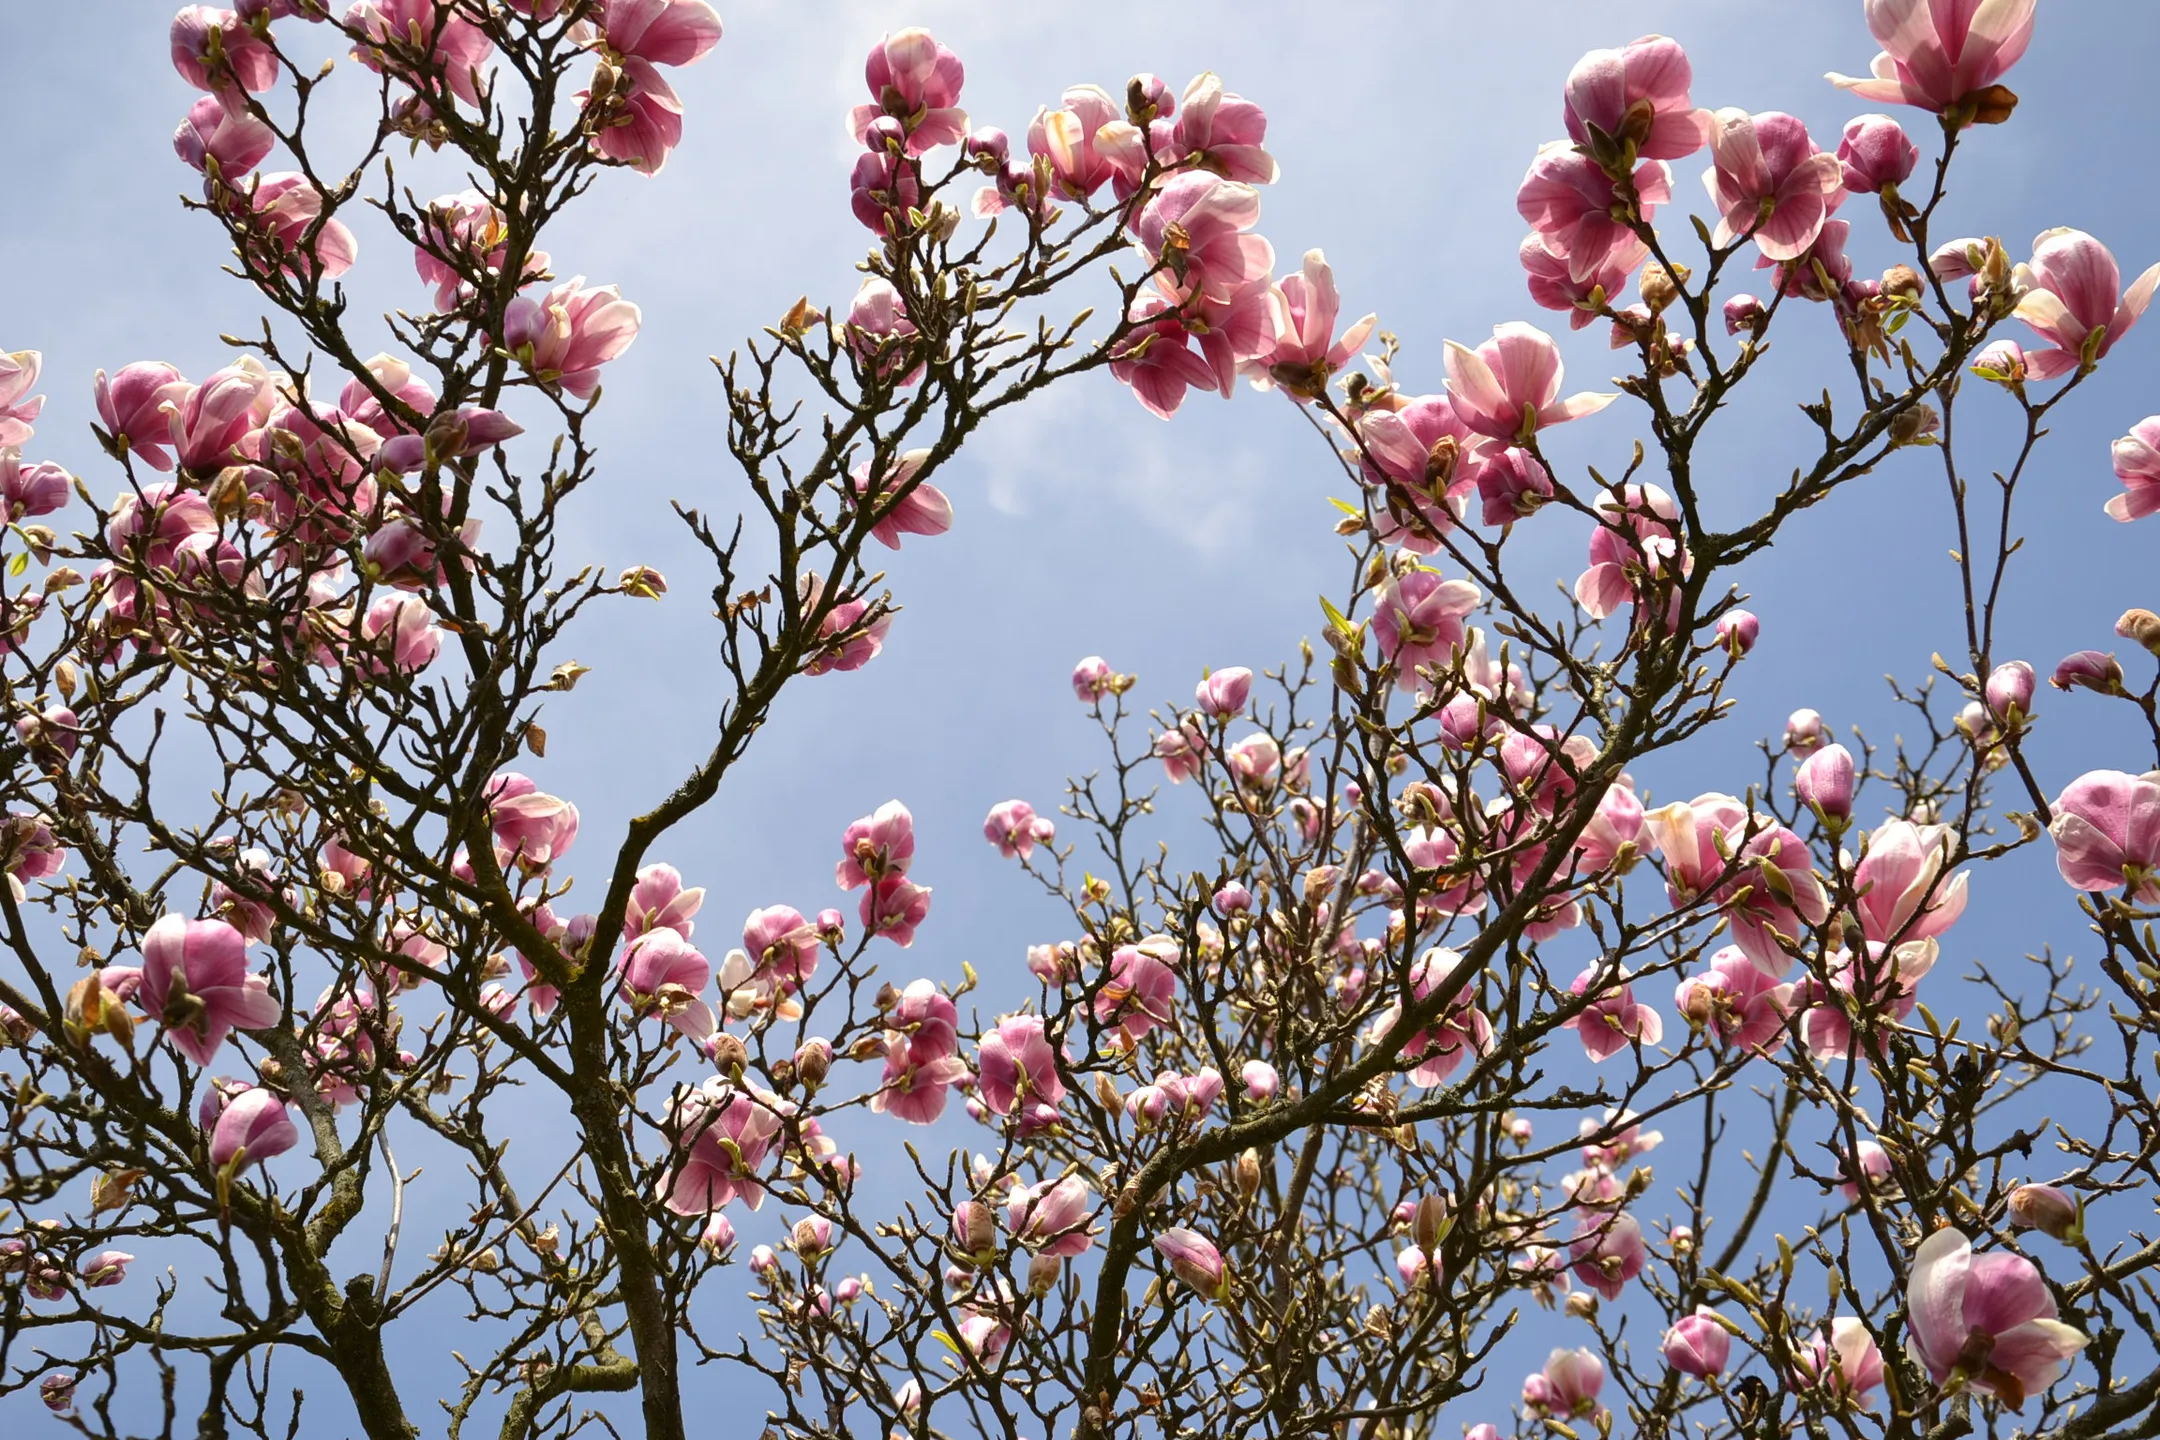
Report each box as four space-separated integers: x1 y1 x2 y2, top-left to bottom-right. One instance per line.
5 0 2160 1432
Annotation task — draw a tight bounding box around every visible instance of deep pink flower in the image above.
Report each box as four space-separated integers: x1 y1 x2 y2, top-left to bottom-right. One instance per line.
206 1085 298 1174
1154 1227 1229 1301
1829 0 2037 117
1150 72 1277 185
1108 290 1221 420
836 800 915 890
345 0 494 105
1799 939 1938 1059
581 57 683 176
1563 35 1708 161
1573 483 1687 622
1372 947 1493 1087
413 190 547 312
984 799 1055 860
1029 85 1141 201
1359 394 1482 547
0 451 68 524
93 362 188 471
1517 143 1671 284
1195 666 1253 717
1373 567 1483 693
1703 110 1845 262
626 862 703 939
1674 944 1795 1053
246 174 359 281
1854 819 1968 942
598 0 723 69
1906 1228 2086 1405
1837 113 1919 194
2108 417 2160 522
1132 172 1273 301
485 772 579 871
1569 1211 1646 1300
503 277 642 399
851 450 952 548
174 95 275 177
886 977 958 1061
1445 322 1615 442
138 915 280 1066
975 1013 1065 1116
171 6 279 95
861 874 931 947
846 277 922 385
871 1045 969 1124
2049 770 2160 903
1574 777 1645 874
1562 966 1663 1061
1520 229 1648 331
1095 942 1177 1045
165 364 269 475
739 905 819 988
2012 229 2160 381
1523 1347 1606 1418
663 1081 780 1214
1663 1307 1732 1376
1247 250 1375 398
1796 742 1857 823
851 28 965 155
1006 1176 1096 1257
618 928 715 1048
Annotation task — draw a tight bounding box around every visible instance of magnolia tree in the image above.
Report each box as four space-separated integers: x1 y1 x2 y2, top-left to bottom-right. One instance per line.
5 1 2160 1438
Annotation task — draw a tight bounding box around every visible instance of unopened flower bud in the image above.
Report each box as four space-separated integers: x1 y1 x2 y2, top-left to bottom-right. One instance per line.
1715 609 1759 657
1881 264 1923 299
1565 1290 1599 1319
950 1201 998 1267
1235 1148 1263 1198
1723 293 1767 337
1639 261 1689 315
2007 1183 2083 1244
1785 708 1827 755
1889 402 1940 447
793 1037 832 1090
791 1215 834 1260
1413 1193 1450 1255
1027 1250 1064 1296
709 1032 748 1075
2117 609 2160 659
1984 659 2037 725
1795 743 1856 825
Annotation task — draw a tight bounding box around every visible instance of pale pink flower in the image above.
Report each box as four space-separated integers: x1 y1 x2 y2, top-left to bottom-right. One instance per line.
1520 229 1648 330
164 364 268 476
975 1013 1065 1116
1663 1307 1732 1376
1152 720 1210 784
739 905 820 989
1154 1226 1229 1301
887 978 959 1061
0 350 41 450
1837 113 1919 194
801 575 889 675
1702 109 1845 262
1574 777 1646 875
1794 1318 1886 1407
871 1046 969 1123
1073 655 1115 703
94 362 188 471
345 0 494 105
359 594 442 673
2108 416 2160 522
663 1081 780 1214
1854 818 1968 942
503 277 642 399
485 772 579 872
1132 173 1273 301
1151 72 1277 185
581 57 684 175
2050 770 2160 903
1645 792 1829 973
1906 1227 2086 1405
206 1085 298 1173
861 874 931 947
851 28 966 155
984 799 1055 860
1573 483 1687 622
1108 289 1223 420
1561 966 1662 1061
138 915 280 1066
1828 0 2037 117
1562 35 1708 161
1029 85 1141 201
1241 1059 1279 1099
1359 394 1480 546
246 174 359 281
851 449 952 548
174 95 275 178
598 0 723 68
1674 945 1794 1054
171 7 279 95
1796 743 1857 823
626 862 703 939
835 799 915 890
2013 228 2160 380
1522 1347 1606 1418
1095 942 1177 1045
1445 322 1616 442
79 1250 135 1289
618 928 715 1048
1838 1138 1896 1200
1195 666 1253 717
1517 143 1671 284
1246 250 1375 398
846 277 922 385
1372 568 1483 693
1005 1175 1096 1257
1371 947 1493 1087
1569 1211 1646 1300
413 190 548 312
1800 939 1938 1059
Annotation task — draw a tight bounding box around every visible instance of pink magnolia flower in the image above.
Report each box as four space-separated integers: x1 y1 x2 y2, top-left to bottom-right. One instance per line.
1373 567 1483 693
1371 947 1493 1087
1645 793 1829 973
851 28 965 155
739 905 820 990
1796 743 1857 824
246 174 359 281
1828 0 2037 117
663 1081 780 1214
345 0 494 105
1028 85 1141 201
618 928 715 1048
1154 1226 1229 1301
138 915 279 1066
0 451 67 524
2008 1184 2084 1244
1146 72 1277 185
1562 35 1708 162
1906 1227 2086 1406
1800 939 1938 1060
1195 666 1253 717
627 862 704 939
359 594 442 673
872 1045 969 1124
861 874 931 947
1838 1137 1896 1200
975 1013 1066 1116
1523 1347 1606 1418
1724 293 1767 334
94 362 187 471
1569 1211 1646 1300
1073 656 1115 703
1132 172 1273 301
1520 229 1648 330
413 190 548 312
2012 228 2160 380
1358 394 1481 547
801 575 890 675
1663 1307 1732 1377
164 364 269 476
1837 113 1919 194
1674 945 1794 1054
1795 1318 1887 1406
1152 720 1210 784
503 277 642 399
1517 143 1671 285
1095 942 1178 1045
1854 819 1969 942
887 977 958 1061
851 449 952 548
1445 322 1616 443
836 800 915 890
1247 250 1375 398
174 95 275 178
1574 483 1687 623
1702 109 1845 262
1241 1059 1279 1099
1006 1175 1096 1256
1108 289 1222 420
2108 417 2160 522
485 772 580 871
597 0 723 69
1561 966 1663 1061
581 57 684 176
984 799 1055 860
846 277 922 385
171 6 279 95
849 146 920 234
2049 770 2160 903
206 1085 298 1174
1575 777 1646 875
79 1250 135 1289
0 350 40 450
